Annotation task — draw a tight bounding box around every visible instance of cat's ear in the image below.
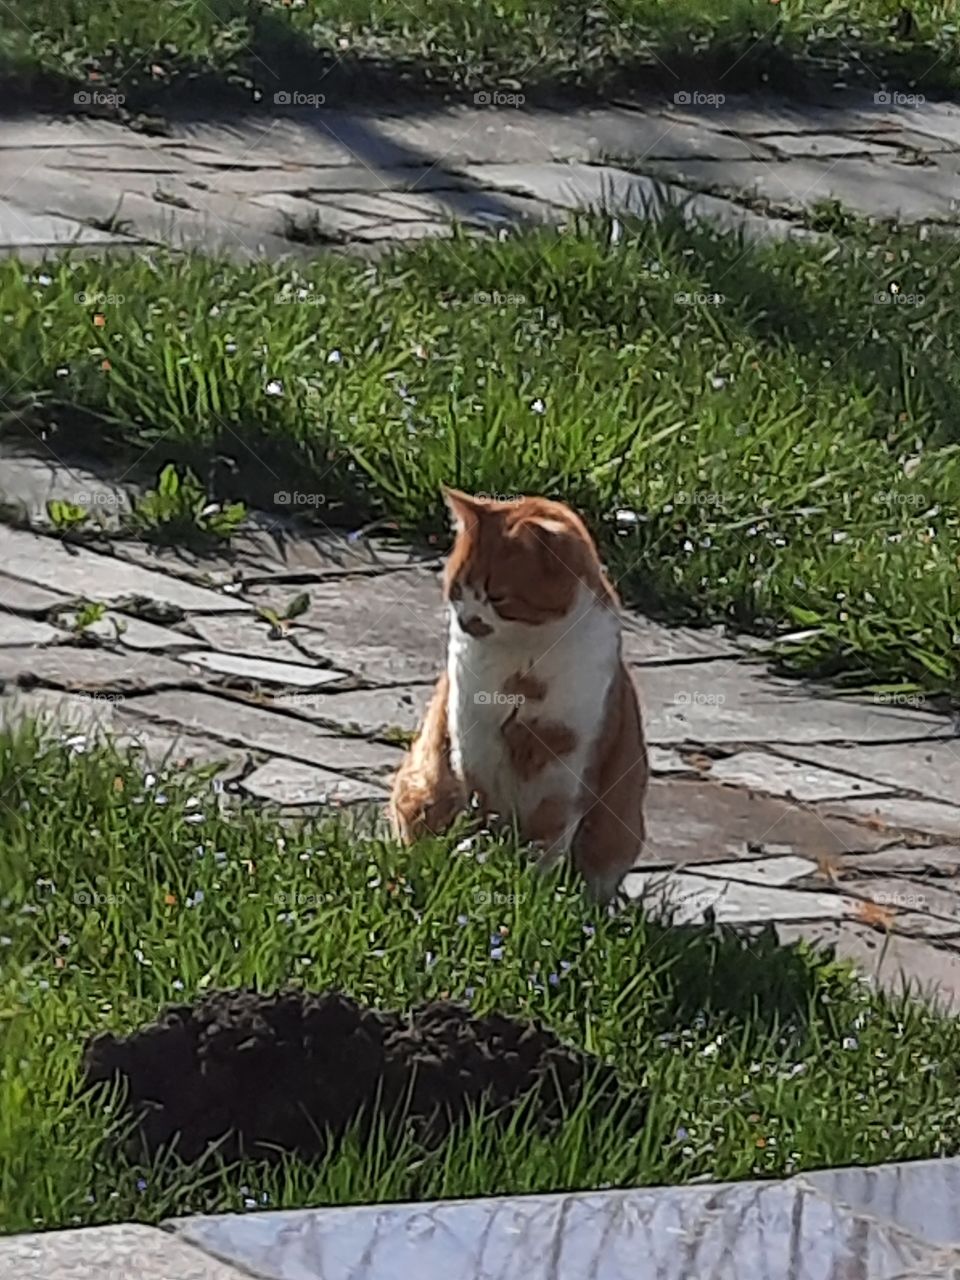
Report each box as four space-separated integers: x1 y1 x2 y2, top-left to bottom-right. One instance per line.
442 486 484 533
525 515 569 537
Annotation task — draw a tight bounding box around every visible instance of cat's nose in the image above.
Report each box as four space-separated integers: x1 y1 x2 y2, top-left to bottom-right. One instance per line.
461 614 494 638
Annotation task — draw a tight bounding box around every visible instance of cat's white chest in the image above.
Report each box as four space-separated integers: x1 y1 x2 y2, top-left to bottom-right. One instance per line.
446 589 619 823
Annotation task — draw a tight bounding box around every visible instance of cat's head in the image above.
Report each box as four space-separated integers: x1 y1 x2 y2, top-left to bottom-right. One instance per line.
441 487 617 636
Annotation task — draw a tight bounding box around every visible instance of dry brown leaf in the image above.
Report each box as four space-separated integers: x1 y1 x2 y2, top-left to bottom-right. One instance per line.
681 751 714 772
855 899 896 931
815 854 844 884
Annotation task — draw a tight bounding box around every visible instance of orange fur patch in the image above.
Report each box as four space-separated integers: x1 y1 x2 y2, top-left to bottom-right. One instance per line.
503 670 547 701
501 716 578 781
442 488 618 623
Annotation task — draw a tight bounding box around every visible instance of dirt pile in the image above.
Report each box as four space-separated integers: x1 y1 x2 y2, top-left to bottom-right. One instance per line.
83 989 633 1162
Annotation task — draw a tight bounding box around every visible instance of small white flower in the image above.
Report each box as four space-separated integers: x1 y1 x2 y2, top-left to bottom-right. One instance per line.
265 379 283 396
531 398 545 414
709 375 726 390
327 349 342 364
37 274 52 287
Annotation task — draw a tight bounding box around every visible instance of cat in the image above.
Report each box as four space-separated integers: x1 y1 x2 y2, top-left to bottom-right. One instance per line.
388 487 648 900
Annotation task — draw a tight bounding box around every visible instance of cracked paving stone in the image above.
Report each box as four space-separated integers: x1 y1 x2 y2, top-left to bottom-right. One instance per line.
268 686 430 738
0 646 202 693
241 758 388 807
777 920 960 1009
0 613 60 646
706 750 897 802
838 845 960 877
81 612 202 652
175 650 349 689
0 687 123 738
121 690 397 773
638 660 950 745
643 777 889 865
692 854 820 887
0 1223 253 1280
620 618 746 665
248 569 447 684
838 876 960 936
184 614 320 665
109 723 249 778
0 526 250 614
0 572 67 615
622 868 858 925
0 441 134 526
0 687 245 775
822 796 960 841
773 740 960 808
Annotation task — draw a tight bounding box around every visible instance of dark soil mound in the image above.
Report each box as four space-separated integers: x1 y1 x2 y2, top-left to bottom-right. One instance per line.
83 990 633 1163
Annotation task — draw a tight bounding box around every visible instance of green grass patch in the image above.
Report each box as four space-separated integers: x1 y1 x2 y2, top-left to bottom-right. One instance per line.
3 209 959 694
0 0 956 109
2 723 960 1231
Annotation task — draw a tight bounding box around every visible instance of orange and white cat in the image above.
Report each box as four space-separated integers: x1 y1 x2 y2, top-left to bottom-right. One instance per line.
389 488 648 900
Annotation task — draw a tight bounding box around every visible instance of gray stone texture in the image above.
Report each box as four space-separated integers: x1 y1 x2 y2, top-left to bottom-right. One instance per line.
0 1224 252 1280
172 1175 960 1280
8 91 960 261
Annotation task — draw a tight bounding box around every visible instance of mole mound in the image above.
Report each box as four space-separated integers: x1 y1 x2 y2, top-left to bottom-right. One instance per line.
83 989 636 1163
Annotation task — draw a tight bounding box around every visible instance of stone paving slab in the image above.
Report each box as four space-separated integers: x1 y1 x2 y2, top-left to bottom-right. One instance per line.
6 93 960 258
241 758 389 806
825 796 960 841
778 920 960 1013
0 613 60 646
171 1174 959 1280
460 161 818 244
638 660 947 746
644 153 960 225
0 571 68 614
0 645 204 694
0 525 251 614
0 1223 255 1280
643 776 889 865
177 649 350 689
705 749 897 802
773 740 960 808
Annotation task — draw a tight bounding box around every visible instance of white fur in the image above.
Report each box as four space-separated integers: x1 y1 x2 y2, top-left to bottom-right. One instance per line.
447 582 620 853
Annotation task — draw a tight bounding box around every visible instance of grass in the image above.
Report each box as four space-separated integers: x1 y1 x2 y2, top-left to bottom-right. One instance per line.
0 0 957 111
2 209 959 695
2 721 960 1233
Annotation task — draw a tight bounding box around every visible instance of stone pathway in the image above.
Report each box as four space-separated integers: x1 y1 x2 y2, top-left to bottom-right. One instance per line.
3 92 960 256
8 1155 960 1279
2 443 960 1006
